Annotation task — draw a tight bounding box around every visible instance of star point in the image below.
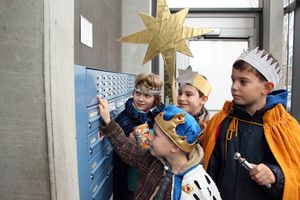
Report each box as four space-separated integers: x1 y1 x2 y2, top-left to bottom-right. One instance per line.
119 0 212 80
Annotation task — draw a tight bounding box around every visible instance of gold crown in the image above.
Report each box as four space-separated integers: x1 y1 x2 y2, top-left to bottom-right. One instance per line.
154 112 197 153
193 75 212 96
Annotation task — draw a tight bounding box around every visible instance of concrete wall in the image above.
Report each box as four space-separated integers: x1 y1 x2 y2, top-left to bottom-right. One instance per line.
74 0 122 72
0 0 134 199
0 1 51 199
0 0 78 199
44 0 78 199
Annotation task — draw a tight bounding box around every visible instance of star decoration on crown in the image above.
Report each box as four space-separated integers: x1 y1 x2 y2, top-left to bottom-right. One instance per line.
177 66 197 83
176 66 212 96
119 0 212 80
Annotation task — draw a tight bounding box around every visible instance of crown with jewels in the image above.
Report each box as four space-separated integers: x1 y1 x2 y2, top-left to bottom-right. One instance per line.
154 105 202 153
177 66 212 96
237 47 282 87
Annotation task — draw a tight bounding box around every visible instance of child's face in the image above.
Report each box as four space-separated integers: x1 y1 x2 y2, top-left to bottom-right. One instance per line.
133 90 155 111
177 84 205 115
149 123 174 157
231 68 267 108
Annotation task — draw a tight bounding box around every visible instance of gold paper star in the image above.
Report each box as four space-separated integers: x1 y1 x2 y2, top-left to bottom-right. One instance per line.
119 0 211 79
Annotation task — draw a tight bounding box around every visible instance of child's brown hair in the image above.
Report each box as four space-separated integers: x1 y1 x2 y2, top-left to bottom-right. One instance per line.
135 73 163 106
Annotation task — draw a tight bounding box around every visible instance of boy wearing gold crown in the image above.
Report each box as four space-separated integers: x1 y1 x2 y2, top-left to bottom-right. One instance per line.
202 47 300 200
98 96 221 200
176 66 212 130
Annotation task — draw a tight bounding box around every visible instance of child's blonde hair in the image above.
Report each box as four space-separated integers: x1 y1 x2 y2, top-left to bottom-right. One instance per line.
135 73 163 106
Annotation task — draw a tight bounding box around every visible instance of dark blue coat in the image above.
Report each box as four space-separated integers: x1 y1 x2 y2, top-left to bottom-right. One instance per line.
207 90 287 200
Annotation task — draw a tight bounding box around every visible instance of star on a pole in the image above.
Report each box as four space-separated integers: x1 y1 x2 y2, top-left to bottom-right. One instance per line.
119 0 211 80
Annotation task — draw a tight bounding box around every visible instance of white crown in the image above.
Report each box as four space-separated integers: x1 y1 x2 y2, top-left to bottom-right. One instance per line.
238 47 282 87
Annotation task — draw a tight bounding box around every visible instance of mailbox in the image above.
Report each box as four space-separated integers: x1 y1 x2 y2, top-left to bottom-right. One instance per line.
74 65 135 200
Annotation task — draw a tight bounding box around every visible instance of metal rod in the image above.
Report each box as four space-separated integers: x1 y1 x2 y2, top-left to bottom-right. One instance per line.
234 152 271 189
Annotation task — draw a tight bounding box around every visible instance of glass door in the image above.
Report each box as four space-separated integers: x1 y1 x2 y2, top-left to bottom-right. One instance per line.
186 40 248 114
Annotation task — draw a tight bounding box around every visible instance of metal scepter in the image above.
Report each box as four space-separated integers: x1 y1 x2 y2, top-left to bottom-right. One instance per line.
234 152 271 189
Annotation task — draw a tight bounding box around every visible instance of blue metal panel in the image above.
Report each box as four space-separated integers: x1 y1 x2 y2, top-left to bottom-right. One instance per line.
90 151 112 183
88 129 106 159
91 166 113 200
74 65 90 200
86 68 135 107
87 105 101 134
74 65 135 200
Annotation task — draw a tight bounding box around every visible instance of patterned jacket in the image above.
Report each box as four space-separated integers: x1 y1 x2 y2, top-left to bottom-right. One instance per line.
112 98 165 199
101 120 221 200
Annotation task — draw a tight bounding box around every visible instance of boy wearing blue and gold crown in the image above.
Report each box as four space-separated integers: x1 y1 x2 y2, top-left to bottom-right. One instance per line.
98 97 221 200
202 47 300 200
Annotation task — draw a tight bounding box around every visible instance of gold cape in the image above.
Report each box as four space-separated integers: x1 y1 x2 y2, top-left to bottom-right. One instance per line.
202 101 300 200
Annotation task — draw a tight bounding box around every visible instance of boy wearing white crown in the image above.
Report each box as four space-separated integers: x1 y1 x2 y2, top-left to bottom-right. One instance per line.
98 97 221 200
176 66 212 130
202 47 300 200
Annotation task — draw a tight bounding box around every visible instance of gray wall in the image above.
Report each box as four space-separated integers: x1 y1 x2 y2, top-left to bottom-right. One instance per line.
0 0 78 199
74 0 122 72
44 0 78 199
0 1 51 199
0 0 124 199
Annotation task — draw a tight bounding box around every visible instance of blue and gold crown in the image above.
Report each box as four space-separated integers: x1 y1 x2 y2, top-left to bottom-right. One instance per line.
154 105 202 153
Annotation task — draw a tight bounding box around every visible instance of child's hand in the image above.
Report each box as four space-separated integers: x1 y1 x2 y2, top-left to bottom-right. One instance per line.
249 163 276 186
97 97 111 125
